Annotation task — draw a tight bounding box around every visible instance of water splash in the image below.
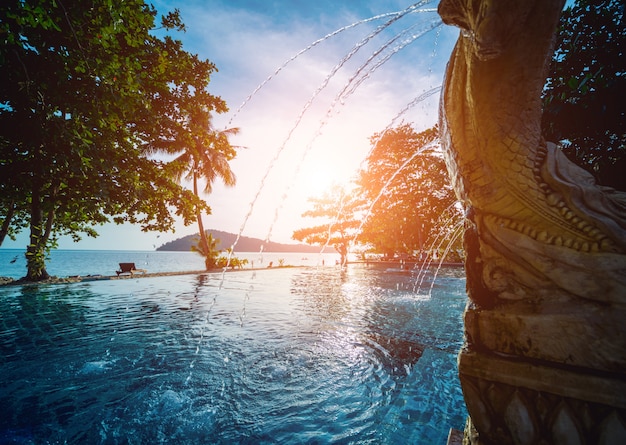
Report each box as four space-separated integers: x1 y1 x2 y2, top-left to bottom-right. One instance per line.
224 3 439 264
308 4 446 263
260 19 444 258
336 19 443 104
224 2 438 129
410 209 465 295
215 1 449 313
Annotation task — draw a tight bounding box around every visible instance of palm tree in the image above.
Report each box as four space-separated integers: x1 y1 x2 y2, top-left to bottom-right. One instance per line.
192 233 220 269
171 114 239 269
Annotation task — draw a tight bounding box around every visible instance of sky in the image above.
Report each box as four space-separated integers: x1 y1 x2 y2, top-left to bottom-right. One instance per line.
4 0 462 251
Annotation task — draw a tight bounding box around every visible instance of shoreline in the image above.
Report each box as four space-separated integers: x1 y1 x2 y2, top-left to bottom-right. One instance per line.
0 265 305 287
0 261 465 287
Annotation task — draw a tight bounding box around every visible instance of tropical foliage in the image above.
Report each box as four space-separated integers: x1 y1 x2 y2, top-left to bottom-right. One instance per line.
216 249 249 270
357 125 461 259
0 0 230 279
191 233 221 270
170 117 239 270
293 125 463 263
542 0 626 190
292 185 362 266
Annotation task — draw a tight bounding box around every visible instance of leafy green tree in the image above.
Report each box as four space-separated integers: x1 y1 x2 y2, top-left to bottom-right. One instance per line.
0 184 28 246
357 125 461 259
170 117 239 270
292 185 362 265
542 0 626 190
0 0 227 280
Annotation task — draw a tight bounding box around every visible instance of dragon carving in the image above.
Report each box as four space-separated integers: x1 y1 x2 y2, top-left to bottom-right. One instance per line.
437 0 626 442
438 0 626 303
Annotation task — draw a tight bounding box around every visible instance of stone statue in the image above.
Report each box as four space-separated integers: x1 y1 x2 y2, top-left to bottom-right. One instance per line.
437 0 626 443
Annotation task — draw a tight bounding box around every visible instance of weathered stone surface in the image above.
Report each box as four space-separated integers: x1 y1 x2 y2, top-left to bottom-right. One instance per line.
459 352 626 444
465 302 626 372
436 0 626 443
459 351 626 410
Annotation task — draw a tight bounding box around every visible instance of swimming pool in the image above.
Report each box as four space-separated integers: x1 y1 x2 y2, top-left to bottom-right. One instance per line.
0 264 467 444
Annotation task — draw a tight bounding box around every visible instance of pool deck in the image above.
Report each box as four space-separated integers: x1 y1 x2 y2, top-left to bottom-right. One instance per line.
1 260 465 287
0 265 309 286
360 260 464 268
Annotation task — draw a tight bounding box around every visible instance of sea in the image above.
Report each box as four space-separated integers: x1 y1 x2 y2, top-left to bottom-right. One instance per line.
0 249 342 280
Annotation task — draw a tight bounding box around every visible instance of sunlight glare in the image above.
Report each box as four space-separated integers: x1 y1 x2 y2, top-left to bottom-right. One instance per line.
297 157 348 200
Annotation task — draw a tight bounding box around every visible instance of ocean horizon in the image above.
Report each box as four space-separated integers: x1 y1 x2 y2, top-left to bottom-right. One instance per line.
0 249 341 280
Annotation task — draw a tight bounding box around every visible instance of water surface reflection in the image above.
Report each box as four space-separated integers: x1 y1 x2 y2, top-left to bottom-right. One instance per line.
0 265 467 444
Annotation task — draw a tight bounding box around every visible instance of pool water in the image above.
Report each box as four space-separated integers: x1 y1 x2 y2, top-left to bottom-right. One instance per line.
0 264 467 444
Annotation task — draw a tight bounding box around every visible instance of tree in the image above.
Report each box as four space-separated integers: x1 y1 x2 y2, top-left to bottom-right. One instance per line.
292 185 362 266
542 0 626 190
170 116 239 270
0 183 28 247
216 247 249 270
357 124 462 259
191 233 220 270
0 0 227 280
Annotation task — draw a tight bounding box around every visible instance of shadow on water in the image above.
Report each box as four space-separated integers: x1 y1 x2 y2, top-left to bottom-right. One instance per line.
1 284 93 359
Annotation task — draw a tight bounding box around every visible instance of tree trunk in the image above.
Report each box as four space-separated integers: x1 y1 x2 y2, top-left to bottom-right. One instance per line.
338 243 348 266
0 200 15 247
193 170 210 270
25 190 51 281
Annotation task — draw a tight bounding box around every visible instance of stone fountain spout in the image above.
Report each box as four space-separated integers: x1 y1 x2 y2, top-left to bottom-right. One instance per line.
437 0 626 443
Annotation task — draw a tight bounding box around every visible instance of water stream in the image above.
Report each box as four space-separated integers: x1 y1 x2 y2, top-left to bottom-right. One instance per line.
226 1 444 260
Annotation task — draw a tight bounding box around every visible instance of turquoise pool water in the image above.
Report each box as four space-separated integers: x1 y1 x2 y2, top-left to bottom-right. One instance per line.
0 264 467 444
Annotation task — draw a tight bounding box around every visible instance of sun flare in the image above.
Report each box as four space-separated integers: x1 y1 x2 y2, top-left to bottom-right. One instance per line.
297 159 347 200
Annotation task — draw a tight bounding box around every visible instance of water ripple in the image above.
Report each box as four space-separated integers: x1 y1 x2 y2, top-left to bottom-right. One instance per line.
0 264 467 444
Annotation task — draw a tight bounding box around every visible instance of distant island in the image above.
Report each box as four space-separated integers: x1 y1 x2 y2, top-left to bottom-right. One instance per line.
156 229 336 253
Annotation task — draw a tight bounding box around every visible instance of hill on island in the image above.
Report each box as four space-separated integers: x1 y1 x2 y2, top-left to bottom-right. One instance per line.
156 229 335 253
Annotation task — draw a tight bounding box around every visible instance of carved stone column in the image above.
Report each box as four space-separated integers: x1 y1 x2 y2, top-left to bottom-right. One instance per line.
436 1 626 443
458 215 626 444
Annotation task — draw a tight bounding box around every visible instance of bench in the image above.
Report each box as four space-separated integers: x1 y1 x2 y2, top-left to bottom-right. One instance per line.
116 262 147 277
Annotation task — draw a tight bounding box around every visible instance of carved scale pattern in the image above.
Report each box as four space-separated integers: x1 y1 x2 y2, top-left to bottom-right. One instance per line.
460 374 626 445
